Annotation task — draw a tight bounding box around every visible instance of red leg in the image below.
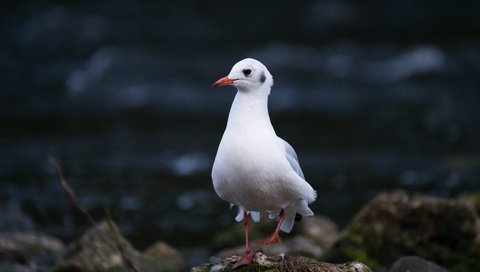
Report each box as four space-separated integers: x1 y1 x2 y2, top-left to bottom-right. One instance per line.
243 211 251 254
233 211 260 268
259 209 285 245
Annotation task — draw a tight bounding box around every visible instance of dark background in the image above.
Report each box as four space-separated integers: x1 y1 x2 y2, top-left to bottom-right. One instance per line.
1 0 479 267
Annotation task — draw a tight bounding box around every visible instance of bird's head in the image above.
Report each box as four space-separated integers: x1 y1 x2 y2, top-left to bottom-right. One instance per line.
212 58 274 94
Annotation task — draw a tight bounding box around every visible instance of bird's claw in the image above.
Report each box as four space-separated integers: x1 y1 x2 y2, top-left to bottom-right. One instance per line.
258 234 281 245
232 249 262 269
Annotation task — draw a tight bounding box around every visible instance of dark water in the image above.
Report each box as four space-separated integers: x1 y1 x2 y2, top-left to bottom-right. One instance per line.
1 0 480 267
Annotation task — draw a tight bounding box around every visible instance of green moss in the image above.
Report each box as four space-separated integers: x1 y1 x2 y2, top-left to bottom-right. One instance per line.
322 191 480 272
235 263 269 272
343 248 378 268
320 229 380 271
191 253 372 272
190 262 210 272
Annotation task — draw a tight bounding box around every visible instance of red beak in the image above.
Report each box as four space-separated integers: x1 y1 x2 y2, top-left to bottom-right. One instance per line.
212 76 237 88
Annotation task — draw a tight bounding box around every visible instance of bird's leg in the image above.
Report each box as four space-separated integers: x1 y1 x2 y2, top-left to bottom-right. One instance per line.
243 211 251 254
259 209 285 244
233 211 260 269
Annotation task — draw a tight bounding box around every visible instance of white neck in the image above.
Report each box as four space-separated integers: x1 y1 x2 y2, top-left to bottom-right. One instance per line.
226 87 272 131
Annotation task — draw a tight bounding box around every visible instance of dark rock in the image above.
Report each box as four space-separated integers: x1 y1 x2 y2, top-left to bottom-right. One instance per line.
389 256 449 272
54 220 185 272
192 252 371 272
54 220 139 272
0 232 63 269
459 191 480 216
0 232 63 256
323 190 480 272
298 214 339 247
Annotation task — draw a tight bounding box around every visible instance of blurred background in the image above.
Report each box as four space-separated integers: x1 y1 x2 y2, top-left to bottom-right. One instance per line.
1 0 479 267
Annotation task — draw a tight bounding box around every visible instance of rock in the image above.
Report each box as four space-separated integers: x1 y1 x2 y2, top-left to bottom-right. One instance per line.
298 215 339 247
54 220 185 272
139 241 185 272
459 191 480 216
191 252 371 272
0 232 63 270
323 190 480 272
54 220 139 272
0 232 63 258
389 256 448 272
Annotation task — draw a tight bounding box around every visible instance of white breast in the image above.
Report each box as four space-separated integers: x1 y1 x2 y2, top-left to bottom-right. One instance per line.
211 101 305 211
212 135 293 210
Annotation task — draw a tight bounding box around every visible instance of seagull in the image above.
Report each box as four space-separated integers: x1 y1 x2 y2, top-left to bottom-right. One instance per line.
211 58 316 267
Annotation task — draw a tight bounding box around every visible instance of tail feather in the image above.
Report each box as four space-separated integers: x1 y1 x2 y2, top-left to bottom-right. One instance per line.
280 199 314 233
234 206 261 222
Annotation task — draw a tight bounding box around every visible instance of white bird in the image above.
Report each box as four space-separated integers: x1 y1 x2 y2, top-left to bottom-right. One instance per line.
211 58 316 267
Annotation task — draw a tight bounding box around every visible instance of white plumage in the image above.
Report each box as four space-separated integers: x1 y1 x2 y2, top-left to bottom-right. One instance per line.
211 58 316 234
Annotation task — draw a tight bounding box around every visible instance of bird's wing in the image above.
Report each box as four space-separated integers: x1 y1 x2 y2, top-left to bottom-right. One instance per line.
276 138 315 233
279 137 305 179
281 199 313 233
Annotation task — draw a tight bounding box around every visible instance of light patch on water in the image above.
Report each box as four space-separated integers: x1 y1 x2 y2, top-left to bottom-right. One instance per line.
172 152 210 176
176 190 213 211
366 46 445 82
66 47 116 94
325 53 353 78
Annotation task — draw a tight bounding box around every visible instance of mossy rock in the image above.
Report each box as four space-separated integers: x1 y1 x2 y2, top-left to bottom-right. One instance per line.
323 190 480 272
389 256 448 272
54 220 184 272
54 220 140 272
459 191 480 216
192 252 371 272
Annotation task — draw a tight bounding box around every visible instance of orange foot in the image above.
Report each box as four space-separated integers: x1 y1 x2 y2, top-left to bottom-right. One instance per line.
258 233 281 245
232 249 261 269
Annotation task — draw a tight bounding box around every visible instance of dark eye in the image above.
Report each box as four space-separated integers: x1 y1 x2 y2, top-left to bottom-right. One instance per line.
242 69 252 76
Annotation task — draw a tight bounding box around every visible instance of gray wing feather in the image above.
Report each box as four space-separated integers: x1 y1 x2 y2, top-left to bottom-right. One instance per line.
279 137 305 179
